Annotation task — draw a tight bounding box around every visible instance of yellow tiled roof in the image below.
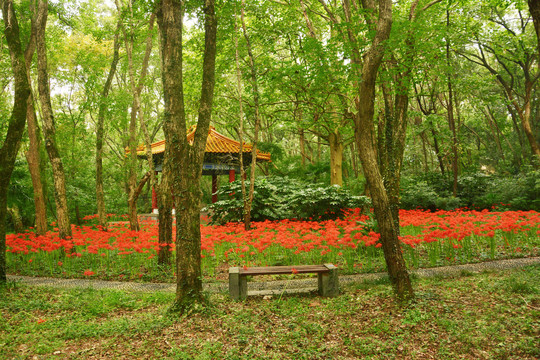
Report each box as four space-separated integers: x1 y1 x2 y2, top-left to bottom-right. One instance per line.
131 126 271 162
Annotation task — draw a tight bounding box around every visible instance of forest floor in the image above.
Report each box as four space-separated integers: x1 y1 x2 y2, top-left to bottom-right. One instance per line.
1 259 538 359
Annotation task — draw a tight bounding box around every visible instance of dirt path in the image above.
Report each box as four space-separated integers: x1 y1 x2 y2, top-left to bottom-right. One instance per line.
7 257 539 296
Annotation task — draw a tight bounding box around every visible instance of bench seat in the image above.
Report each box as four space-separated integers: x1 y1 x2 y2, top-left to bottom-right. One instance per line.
229 264 339 300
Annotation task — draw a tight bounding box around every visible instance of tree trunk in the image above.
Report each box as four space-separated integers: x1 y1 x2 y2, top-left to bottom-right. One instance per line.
1 0 32 283
233 6 249 234
350 142 359 178
157 0 217 312
518 93 540 164
529 0 540 71
7 205 23 233
328 131 343 186
123 10 157 231
299 127 306 168
23 19 48 236
96 18 122 230
36 0 72 240
25 103 48 235
430 125 445 174
241 0 261 230
158 170 173 266
446 7 459 196
349 0 414 301
482 106 505 161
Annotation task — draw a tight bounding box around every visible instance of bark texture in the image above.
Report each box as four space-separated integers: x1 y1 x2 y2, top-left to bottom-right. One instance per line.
529 0 540 71
25 97 48 235
1 0 32 282
446 8 459 196
96 18 121 230
240 0 261 230
233 8 249 235
36 0 72 240
123 10 157 231
328 131 344 186
23 14 48 235
157 167 173 266
349 0 414 301
157 0 217 312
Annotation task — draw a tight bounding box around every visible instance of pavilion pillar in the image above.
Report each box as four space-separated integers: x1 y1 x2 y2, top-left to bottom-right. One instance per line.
151 186 158 213
229 169 235 183
212 174 218 203
151 171 158 214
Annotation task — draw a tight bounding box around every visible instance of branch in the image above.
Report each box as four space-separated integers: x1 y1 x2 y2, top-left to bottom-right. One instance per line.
489 13 516 37
317 0 339 25
299 0 317 37
421 0 443 12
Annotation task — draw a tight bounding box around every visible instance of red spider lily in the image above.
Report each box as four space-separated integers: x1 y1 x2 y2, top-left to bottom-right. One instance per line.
4 209 539 279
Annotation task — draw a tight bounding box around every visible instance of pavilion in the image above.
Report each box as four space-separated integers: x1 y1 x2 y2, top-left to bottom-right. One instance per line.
133 126 271 213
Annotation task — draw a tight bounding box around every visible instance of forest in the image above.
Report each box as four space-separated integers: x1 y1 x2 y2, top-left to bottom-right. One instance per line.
1 0 537 222
1 0 539 307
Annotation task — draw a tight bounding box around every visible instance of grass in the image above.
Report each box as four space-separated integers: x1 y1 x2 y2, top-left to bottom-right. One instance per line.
1 265 538 359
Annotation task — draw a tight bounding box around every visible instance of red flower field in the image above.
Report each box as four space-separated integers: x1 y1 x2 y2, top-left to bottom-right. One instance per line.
5 209 539 281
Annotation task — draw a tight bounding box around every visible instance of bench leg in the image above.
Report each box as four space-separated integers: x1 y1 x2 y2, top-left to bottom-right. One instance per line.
229 267 247 300
318 264 339 297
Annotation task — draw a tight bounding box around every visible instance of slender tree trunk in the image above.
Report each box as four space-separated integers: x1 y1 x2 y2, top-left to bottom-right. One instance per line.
328 131 343 186
317 135 321 162
486 106 518 165
349 142 359 177
446 8 458 196
123 9 157 231
158 168 173 266
507 104 529 162
25 100 48 234
529 0 540 71
482 106 505 161
240 0 261 230
157 0 217 312
96 18 121 230
430 125 446 174
7 206 24 233
299 127 306 168
233 5 249 233
349 0 413 301
1 0 32 283
36 0 72 240
415 117 430 173
518 93 540 164
23 16 48 235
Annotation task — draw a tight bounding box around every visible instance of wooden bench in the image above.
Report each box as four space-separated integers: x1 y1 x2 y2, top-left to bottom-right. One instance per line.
229 264 339 300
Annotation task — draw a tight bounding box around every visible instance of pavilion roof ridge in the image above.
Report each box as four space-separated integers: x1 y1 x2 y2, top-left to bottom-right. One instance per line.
129 125 271 162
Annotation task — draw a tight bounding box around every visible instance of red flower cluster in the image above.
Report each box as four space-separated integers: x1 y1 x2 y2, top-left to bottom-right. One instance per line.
398 209 540 247
4 209 539 277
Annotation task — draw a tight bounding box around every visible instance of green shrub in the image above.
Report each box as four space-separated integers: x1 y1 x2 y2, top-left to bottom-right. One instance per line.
478 170 540 211
457 172 491 207
288 184 370 220
400 181 438 210
208 176 370 224
435 196 463 210
418 171 452 196
401 169 539 211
